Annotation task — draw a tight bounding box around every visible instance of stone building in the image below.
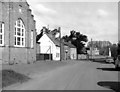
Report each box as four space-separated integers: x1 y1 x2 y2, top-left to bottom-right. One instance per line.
62 41 77 60
0 0 36 64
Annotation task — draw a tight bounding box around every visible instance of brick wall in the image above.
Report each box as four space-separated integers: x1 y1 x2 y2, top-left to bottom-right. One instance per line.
1 1 36 64
0 1 2 22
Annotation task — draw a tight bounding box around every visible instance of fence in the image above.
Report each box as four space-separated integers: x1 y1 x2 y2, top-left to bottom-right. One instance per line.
36 54 52 61
78 54 87 60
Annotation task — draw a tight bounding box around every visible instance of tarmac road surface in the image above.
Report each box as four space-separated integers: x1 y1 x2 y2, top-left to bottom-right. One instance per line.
4 60 119 91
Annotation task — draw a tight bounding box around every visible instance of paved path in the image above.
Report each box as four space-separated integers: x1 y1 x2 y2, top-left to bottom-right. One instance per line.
4 60 119 91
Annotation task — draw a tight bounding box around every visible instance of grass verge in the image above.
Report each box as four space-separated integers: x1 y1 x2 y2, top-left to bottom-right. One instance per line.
1 69 30 88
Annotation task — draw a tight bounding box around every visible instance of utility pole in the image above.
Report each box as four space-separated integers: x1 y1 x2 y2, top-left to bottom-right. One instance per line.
59 27 62 61
49 46 51 60
91 38 93 60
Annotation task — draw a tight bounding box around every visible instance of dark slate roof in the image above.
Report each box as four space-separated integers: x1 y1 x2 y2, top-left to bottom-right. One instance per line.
36 31 43 42
37 32 76 48
63 42 76 48
46 33 76 48
46 33 60 47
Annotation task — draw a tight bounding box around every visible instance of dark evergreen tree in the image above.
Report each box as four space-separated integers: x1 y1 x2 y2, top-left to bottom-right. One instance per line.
117 42 120 55
62 30 88 54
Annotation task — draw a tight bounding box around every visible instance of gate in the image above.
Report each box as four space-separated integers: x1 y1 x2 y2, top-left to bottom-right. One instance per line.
36 54 52 61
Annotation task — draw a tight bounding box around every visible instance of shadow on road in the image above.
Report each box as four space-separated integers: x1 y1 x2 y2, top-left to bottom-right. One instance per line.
97 81 120 92
92 59 108 64
97 68 120 71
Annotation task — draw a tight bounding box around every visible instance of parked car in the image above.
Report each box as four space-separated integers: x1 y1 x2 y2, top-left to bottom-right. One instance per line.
114 55 120 69
105 56 114 63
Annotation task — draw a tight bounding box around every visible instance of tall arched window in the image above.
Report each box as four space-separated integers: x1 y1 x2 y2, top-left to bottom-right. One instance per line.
14 19 25 47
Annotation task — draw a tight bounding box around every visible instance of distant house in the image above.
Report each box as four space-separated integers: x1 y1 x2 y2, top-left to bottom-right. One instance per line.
63 41 77 60
87 47 99 56
36 29 77 61
37 33 60 61
87 41 112 48
0 0 36 64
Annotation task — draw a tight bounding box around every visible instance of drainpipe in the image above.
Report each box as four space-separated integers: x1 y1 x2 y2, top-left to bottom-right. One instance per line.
27 9 29 64
91 38 93 60
49 46 51 60
8 0 11 65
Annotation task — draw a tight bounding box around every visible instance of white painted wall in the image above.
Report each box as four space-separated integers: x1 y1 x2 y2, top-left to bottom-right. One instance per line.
55 46 60 60
38 34 54 54
70 48 77 59
87 48 99 55
78 54 87 59
38 34 60 61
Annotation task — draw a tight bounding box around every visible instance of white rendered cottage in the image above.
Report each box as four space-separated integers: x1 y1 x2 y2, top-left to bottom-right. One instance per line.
37 33 60 61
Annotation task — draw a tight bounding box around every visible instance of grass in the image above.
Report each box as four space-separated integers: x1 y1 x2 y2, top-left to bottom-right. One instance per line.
1 60 78 88
1 69 30 88
2 60 71 77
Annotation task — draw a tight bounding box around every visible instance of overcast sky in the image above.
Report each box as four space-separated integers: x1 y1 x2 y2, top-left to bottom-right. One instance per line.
27 0 118 44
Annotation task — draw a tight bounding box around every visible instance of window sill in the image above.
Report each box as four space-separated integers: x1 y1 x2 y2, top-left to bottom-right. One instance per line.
0 45 5 47
14 46 34 49
14 45 25 48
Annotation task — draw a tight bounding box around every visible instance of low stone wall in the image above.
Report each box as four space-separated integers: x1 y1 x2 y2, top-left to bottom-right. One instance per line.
78 54 87 60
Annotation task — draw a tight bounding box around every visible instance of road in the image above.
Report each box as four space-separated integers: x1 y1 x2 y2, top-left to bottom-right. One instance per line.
4 60 119 91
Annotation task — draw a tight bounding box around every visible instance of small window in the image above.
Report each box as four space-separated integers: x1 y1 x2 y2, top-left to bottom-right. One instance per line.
31 30 33 48
56 53 59 57
0 22 4 46
19 5 22 7
15 37 16 45
19 5 22 13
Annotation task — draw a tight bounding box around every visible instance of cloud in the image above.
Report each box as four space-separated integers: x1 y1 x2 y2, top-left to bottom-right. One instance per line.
27 1 117 43
29 3 57 19
97 9 108 16
28 3 58 33
34 4 56 14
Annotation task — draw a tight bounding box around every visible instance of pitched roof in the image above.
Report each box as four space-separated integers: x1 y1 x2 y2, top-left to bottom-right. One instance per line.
63 41 76 48
46 33 60 47
36 31 43 42
46 34 76 48
37 32 76 48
